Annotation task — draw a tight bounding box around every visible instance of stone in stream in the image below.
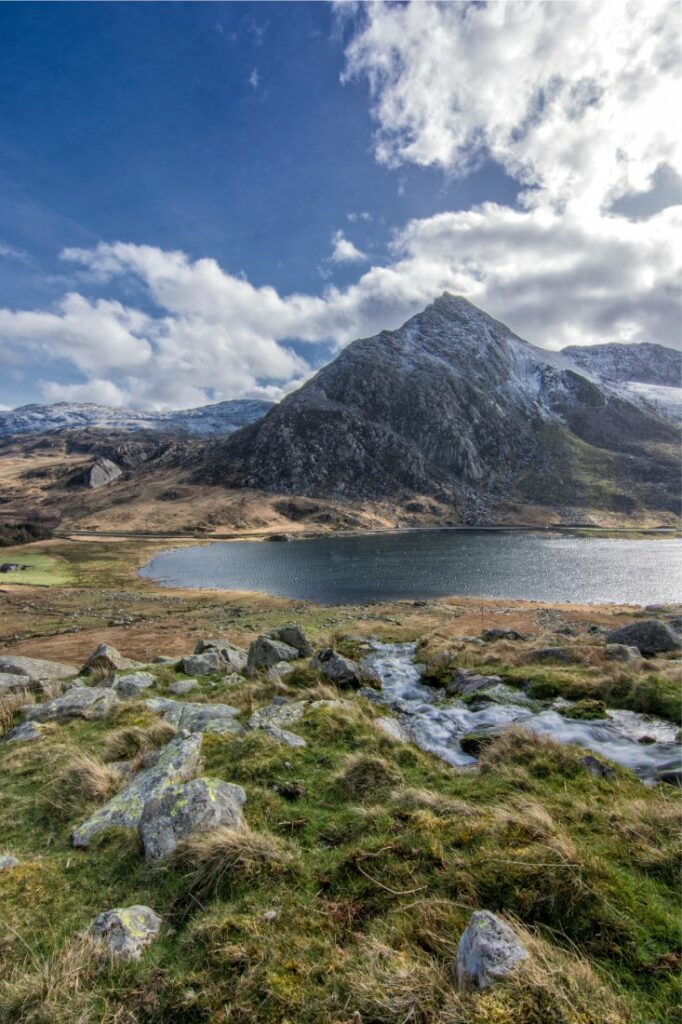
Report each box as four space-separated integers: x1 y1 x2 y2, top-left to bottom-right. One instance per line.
605 620 681 657
145 697 241 734
90 905 161 960
138 777 246 862
246 636 299 676
113 672 155 697
168 679 199 696
605 643 642 662
455 911 528 990
267 624 312 657
311 648 380 690
24 686 118 723
72 733 202 847
0 854 20 872
2 721 45 744
447 669 503 697
81 644 143 674
0 655 78 684
194 638 247 671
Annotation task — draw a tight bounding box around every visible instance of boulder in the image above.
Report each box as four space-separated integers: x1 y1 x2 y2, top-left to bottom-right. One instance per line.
0 673 39 695
666 615 682 634
138 777 246 862
605 620 681 656
374 716 411 743
193 638 247 672
81 644 142 674
72 733 201 847
247 636 299 676
259 725 307 748
580 754 616 780
525 646 589 665
113 672 155 698
91 906 161 960
168 679 199 696
480 628 527 642
605 643 642 663
87 458 123 490
456 911 527 990
310 648 380 690
0 655 78 683
448 669 503 696
3 721 45 744
268 625 312 657
0 854 19 872
180 651 223 676
247 697 307 730
24 686 118 724
144 697 241 735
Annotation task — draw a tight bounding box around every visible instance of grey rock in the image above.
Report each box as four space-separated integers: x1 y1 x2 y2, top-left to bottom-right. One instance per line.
0 655 78 683
180 651 223 676
0 855 20 872
145 697 240 735
456 910 527 990
605 643 642 663
448 669 503 696
480 628 527 642
113 672 155 697
605 620 681 656
374 716 411 742
88 458 123 490
3 721 45 744
91 905 161 959
580 754 616 780
311 648 380 690
193 638 247 672
24 686 118 723
81 644 143 674
72 733 202 847
139 777 246 862
248 697 307 730
259 725 307 748
268 624 312 657
525 646 589 665
0 673 37 695
168 679 199 696
247 636 299 676
665 615 682 633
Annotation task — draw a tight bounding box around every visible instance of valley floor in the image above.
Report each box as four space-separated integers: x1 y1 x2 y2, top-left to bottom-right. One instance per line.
0 537 680 1023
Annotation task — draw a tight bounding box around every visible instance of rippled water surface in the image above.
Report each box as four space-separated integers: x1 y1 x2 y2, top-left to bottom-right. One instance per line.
140 530 681 605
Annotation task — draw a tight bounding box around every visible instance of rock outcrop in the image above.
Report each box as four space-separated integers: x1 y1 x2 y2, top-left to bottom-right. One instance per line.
605 620 681 656
87 458 123 489
139 777 246 862
24 686 118 723
246 636 299 676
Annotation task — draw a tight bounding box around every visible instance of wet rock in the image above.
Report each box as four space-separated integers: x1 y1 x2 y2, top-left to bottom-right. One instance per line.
480 628 527 642
456 910 527 990
0 854 20 871
145 697 241 735
0 655 78 683
3 721 45 744
193 638 247 672
87 458 123 490
181 651 223 676
91 905 161 959
526 646 590 665
580 754 616 780
139 777 246 861
72 733 202 847
311 648 380 690
606 620 681 656
113 672 155 698
247 636 299 676
81 644 143 674
248 697 307 730
268 624 312 657
168 679 199 696
605 643 642 662
24 686 118 724
460 732 496 756
448 669 503 696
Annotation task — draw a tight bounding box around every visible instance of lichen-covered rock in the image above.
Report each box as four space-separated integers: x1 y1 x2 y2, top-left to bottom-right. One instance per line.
259 725 307 748
168 679 199 696
605 643 642 662
181 651 224 676
139 777 246 861
3 721 45 744
24 686 118 724
113 672 155 697
72 733 201 847
247 697 307 730
0 673 36 695
91 905 161 959
456 910 527 990
81 644 142 674
0 655 78 683
0 854 20 872
194 638 247 671
606 620 681 656
246 636 299 676
311 648 380 689
145 697 241 734
268 625 312 657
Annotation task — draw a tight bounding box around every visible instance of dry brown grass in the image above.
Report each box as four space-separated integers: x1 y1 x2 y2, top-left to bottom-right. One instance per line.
102 719 178 761
171 825 295 898
347 936 448 1024
336 753 403 801
390 787 482 819
0 691 34 735
0 934 105 1024
47 752 123 818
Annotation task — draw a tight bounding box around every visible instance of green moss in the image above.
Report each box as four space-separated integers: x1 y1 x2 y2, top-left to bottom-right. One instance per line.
560 699 608 720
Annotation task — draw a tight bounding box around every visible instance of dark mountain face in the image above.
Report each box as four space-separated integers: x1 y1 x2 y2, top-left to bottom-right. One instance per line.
197 295 680 519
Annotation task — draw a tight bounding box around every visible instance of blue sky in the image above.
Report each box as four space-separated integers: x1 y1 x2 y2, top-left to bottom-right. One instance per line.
0 1 679 410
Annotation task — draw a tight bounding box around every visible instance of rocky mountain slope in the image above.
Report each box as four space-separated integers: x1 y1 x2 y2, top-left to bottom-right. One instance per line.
199 295 680 521
561 341 680 386
0 398 272 438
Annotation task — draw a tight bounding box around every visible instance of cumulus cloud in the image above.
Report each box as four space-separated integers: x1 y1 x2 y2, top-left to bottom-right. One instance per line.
330 229 367 263
41 378 129 407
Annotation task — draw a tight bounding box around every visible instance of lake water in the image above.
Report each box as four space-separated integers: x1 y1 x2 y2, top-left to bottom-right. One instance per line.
139 530 682 605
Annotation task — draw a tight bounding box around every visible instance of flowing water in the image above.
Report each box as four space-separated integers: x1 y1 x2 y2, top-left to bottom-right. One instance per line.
363 642 681 784
140 530 682 605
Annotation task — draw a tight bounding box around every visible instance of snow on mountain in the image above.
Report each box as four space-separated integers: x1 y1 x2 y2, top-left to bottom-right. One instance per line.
0 398 273 438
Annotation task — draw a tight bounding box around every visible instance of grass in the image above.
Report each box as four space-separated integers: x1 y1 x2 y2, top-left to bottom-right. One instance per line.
0 550 71 588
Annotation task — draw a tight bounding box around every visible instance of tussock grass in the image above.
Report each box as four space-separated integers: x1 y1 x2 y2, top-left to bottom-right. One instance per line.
0 935 104 1024
0 691 34 735
47 752 123 818
171 825 295 898
348 936 448 1023
102 719 178 761
336 753 403 800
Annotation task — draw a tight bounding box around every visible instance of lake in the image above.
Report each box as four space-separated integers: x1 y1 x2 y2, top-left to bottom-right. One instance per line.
139 530 681 605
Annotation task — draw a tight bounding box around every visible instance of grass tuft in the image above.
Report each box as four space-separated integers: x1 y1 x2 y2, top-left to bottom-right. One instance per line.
170 825 295 898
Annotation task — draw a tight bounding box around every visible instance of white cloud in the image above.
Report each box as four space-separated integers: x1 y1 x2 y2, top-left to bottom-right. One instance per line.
330 229 367 263
40 378 129 407
347 211 372 223
0 242 28 262
248 68 259 90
